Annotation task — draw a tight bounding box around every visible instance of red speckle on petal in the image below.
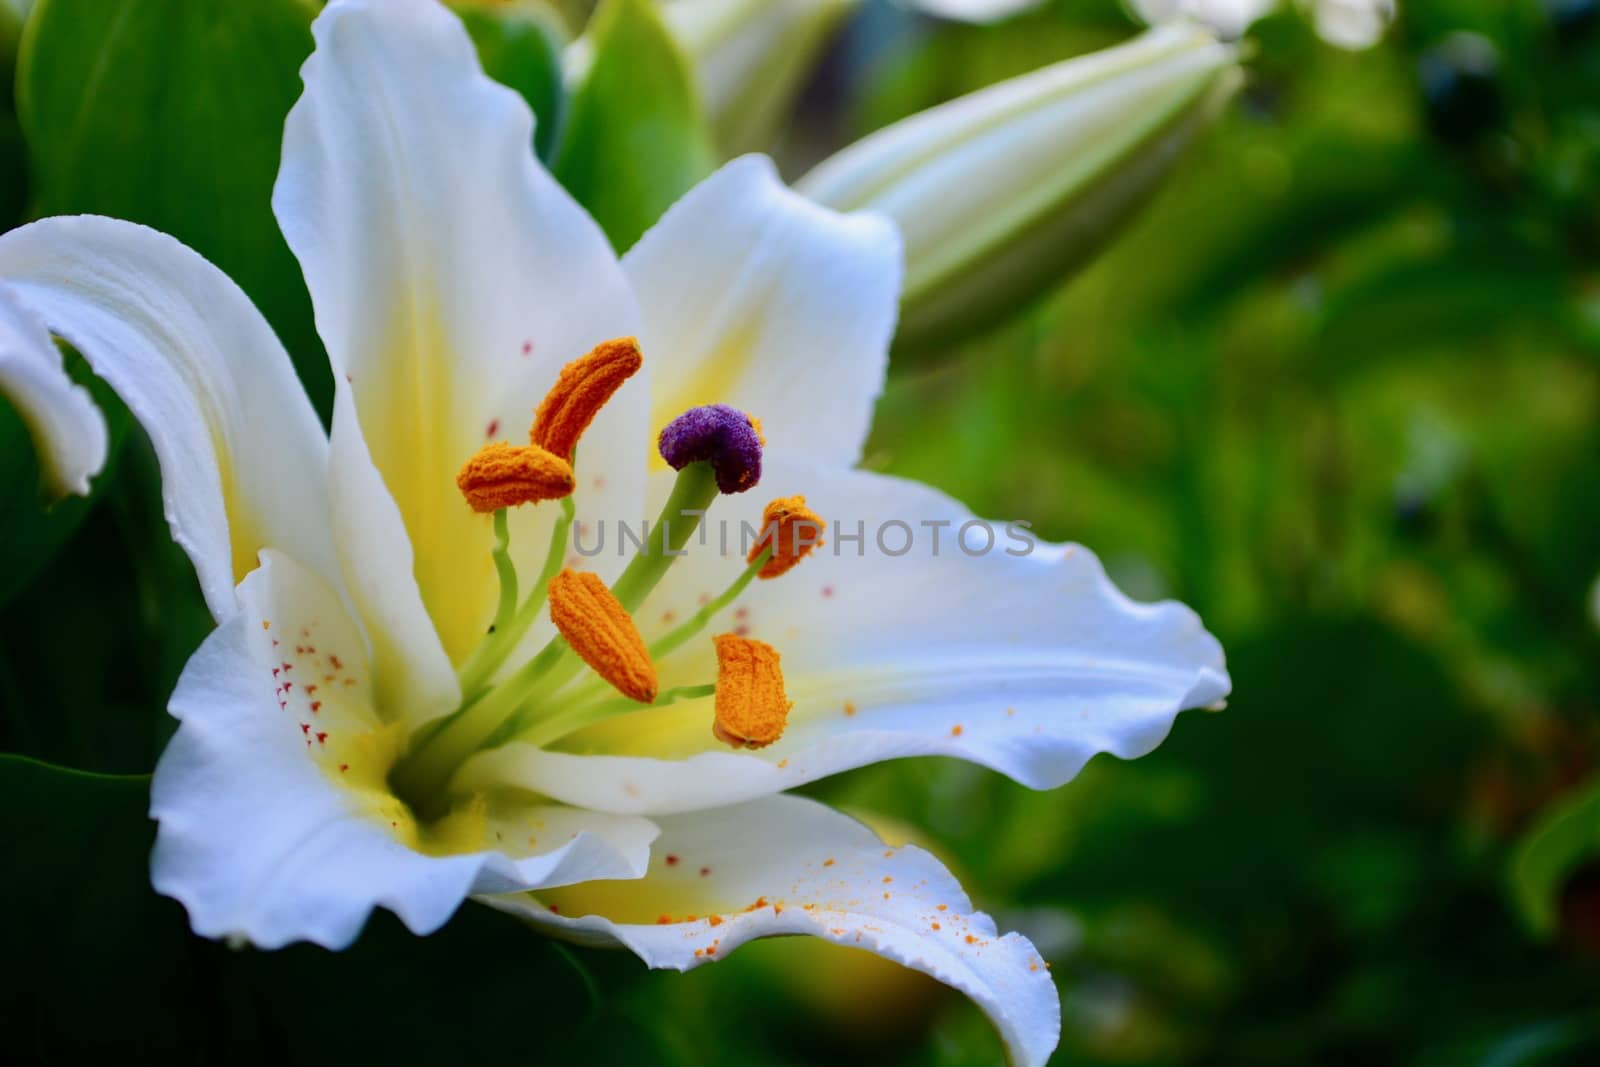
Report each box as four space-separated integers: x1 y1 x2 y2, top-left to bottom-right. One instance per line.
821 586 834 598
522 341 534 357
486 419 500 439
310 701 322 713
666 854 680 866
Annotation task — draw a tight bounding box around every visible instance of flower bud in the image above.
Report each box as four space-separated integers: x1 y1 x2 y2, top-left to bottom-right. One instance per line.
797 22 1243 352
660 0 858 155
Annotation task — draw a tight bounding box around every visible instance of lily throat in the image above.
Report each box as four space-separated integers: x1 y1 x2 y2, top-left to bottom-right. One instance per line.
384 340 818 820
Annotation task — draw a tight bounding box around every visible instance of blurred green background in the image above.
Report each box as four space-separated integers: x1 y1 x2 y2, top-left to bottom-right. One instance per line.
2 0 1598 1064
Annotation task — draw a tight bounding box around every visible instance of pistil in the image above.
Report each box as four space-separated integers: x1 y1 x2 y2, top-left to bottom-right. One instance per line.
607 460 720 612
609 404 767 611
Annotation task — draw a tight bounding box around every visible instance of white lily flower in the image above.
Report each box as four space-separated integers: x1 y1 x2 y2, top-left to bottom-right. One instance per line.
0 282 106 499
0 0 1228 1062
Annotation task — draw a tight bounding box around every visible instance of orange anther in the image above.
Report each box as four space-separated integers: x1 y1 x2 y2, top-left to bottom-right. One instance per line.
547 570 658 703
748 495 824 579
530 337 643 459
711 634 792 749
456 442 573 513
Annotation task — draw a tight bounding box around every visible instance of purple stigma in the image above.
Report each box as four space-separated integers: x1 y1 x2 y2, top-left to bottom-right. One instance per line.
657 404 764 494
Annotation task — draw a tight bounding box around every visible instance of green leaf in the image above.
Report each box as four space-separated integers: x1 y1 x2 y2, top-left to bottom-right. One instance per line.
16 0 331 415
1509 776 1600 938
554 0 713 252
0 110 28 227
453 0 568 163
0 352 129 611
0 753 201 1053
0 754 673 1060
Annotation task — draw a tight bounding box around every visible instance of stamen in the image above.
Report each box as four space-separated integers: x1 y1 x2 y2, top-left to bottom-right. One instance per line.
456 442 574 513
530 337 643 459
658 404 764 494
712 634 792 749
516 682 717 750
456 496 575 702
547 570 658 704
748 495 824 579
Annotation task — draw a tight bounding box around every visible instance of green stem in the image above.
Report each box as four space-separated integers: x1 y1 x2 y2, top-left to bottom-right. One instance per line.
391 638 571 815
519 684 717 750
557 542 773 713
650 547 770 660
490 509 517 631
456 496 575 702
609 462 719 612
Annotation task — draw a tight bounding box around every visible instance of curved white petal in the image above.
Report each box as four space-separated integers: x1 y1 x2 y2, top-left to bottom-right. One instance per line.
274 0 639 662
0 216 333 617
462 458 1228 814
624 155 901 466
152 551 656 950
0 282 106 498
489 795 1060 1067
327 384 459 726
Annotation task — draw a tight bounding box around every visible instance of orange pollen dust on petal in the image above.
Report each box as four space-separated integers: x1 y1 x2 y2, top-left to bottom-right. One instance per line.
547 570 658 703
711 633 793 749
748 495 825 580
529 337 643 460
456 442 574 513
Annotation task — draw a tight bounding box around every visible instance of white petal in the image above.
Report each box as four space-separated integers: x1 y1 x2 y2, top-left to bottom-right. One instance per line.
0 281 106 498
326 384 460 725
489 795 1060 1067
0 216 333 617
624 155 901 466
274 0 639 662
461 458 1227 814
152 551 656 950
